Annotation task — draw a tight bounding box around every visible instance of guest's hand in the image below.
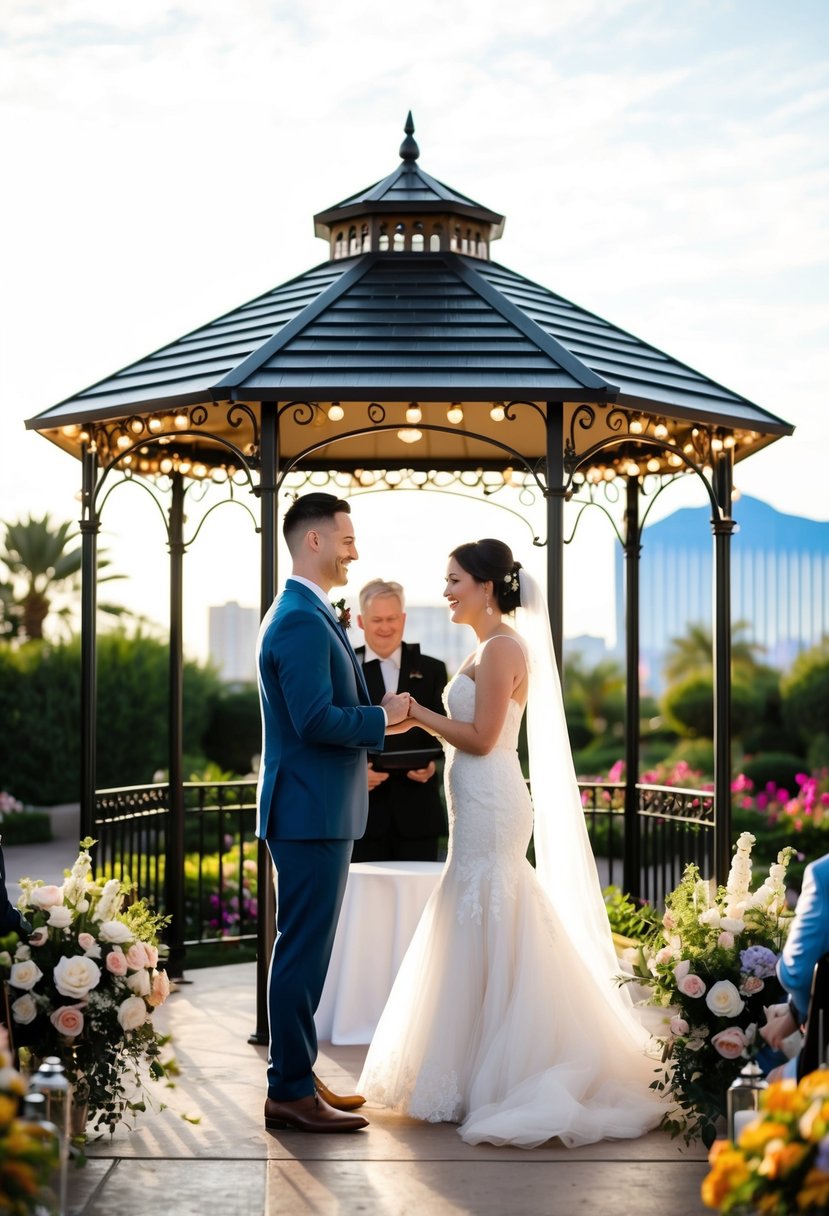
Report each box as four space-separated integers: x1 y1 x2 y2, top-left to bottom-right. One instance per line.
382 690 411 726
406 761 436 784
760 1005 798 1050
367 762 389 791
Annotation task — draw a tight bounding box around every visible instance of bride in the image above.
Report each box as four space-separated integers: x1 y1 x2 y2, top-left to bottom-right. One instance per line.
358 538 664 1148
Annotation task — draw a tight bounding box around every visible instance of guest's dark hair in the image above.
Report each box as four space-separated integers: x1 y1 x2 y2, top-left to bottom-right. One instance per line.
283 492 351 553
449 539 522 613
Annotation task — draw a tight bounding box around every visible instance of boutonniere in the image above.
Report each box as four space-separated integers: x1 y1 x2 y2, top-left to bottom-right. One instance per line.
331 598 351 629
409 669 423 679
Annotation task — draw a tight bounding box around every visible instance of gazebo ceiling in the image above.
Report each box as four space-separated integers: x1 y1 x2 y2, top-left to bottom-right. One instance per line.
28 115 793 484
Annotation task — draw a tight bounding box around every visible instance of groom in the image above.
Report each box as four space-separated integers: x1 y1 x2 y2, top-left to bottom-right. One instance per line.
257 492 411 1133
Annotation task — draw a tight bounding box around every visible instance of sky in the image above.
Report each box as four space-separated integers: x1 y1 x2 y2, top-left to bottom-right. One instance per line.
1 0 827 661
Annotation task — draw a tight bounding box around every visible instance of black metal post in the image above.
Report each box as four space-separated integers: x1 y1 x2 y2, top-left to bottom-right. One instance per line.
79 444 99 846
252 405 278 1046
545 403 565 673
164 473 187 979
622 476 641 899
712 446 735 887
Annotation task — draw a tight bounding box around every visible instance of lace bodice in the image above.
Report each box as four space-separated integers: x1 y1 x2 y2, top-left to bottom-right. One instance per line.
444 673 523 749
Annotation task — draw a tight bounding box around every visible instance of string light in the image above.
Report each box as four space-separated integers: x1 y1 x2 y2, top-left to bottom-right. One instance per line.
406 402 422 424
447 403 464 424
327 403 344 421
489 402 505 422
397 428 422 444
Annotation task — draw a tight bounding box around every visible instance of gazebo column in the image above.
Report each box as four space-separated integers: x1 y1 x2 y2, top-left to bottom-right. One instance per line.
712 447 735 886
79 444 99 844
165 472 187 979
252 405 278 1046
622 476 642 900
545 403 565 672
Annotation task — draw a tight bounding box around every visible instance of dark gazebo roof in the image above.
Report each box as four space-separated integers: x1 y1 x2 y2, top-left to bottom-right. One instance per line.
28 115 792 476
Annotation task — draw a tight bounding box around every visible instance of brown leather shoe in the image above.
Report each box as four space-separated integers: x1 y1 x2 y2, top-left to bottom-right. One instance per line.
312 1071 367 1111
264 1093 369 1133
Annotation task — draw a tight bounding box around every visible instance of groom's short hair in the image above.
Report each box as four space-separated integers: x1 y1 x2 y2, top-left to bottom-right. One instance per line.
283 492 351 553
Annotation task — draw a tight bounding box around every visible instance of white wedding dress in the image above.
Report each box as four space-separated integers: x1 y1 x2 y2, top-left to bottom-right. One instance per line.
359 653 664 1148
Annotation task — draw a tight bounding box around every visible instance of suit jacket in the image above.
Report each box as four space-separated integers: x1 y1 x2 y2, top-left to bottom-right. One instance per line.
256 580 386 841
356 642 448 840
778 853 829 1022
0 844 24 935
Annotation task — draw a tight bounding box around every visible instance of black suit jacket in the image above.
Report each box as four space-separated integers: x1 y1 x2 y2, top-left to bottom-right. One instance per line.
0 844 24 935
355 642 448 841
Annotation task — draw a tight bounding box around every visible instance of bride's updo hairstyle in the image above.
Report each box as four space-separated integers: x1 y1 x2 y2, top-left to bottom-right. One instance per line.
450 539 523 613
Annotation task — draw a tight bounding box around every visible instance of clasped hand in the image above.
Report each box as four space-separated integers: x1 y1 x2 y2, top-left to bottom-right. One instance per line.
381 689 412 726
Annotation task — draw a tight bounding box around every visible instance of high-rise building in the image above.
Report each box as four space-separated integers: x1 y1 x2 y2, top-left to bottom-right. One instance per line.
615 496 829 690
208 601 259 684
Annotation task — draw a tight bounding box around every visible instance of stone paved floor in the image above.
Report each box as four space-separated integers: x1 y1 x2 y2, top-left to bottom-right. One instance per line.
61 962 711 1216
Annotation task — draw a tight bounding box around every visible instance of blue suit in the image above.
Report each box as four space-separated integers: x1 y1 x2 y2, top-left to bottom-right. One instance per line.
778 853 829 1023
256 578 386 1101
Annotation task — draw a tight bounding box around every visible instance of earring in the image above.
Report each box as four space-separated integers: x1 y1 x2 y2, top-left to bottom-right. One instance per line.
485 594 493 617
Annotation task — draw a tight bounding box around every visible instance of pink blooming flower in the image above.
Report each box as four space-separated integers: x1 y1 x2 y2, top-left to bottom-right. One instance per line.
677 973 707 998
106 947 128 976
50 1005 85 1038
711 1027 748 1059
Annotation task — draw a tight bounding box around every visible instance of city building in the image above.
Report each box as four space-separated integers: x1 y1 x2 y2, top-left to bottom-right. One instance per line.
208 601 259 684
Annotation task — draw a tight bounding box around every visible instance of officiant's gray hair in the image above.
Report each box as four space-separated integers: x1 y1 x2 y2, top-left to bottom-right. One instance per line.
359 579 406 614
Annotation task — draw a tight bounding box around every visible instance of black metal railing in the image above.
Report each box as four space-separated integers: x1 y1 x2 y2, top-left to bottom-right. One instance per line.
580 780 715 908
95 780 258 947
94 777 715 957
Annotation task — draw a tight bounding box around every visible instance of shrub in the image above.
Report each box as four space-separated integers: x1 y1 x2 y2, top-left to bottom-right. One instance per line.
741 752 806 794
201 686 260 776
781 640 829 747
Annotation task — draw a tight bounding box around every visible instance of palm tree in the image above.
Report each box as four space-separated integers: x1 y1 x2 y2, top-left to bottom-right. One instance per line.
663 621 764 684
564 653 626 732
0 514 126 641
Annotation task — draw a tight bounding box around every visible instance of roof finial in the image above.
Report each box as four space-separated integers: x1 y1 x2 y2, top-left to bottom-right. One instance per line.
399 111 419 162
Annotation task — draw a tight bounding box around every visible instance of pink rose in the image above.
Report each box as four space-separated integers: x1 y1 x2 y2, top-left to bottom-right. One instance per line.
711 1027 747 1059
50 1005 84 1038
105 947 128 976
718 932 735 950
677 973 707 998
148 969 170 1007
78 933 101 958
143 944 159 968
669 1015 689 1037
740 975 765 996
655 946 675 966
29 885 63 910
125 942 149 971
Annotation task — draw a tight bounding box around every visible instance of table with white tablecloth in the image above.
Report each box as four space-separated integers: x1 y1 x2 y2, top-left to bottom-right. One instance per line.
314 860 444 1045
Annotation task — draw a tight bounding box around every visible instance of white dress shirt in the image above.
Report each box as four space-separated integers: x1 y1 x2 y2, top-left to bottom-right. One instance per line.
364 644 402 695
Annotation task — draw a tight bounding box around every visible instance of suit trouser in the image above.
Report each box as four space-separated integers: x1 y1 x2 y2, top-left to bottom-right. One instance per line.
265 837 352 1101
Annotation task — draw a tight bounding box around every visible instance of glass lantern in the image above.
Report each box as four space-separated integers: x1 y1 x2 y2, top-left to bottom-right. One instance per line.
726 1060 768 1143
29 1056 72 1216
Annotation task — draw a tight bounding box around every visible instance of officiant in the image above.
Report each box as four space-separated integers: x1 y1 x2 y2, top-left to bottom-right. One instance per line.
352 579 448 862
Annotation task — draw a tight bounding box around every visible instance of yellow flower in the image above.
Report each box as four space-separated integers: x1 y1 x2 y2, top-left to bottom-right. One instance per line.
758 1139 808 1180
763 1078 802 1115
701 1148 751 1209
798 1098 829 1142
0 1092 18 1126
798 1070 829 1102
739 1119 790 1152
798 1167 829 1210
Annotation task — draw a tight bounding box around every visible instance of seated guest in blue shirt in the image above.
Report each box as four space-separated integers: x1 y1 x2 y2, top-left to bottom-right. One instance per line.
761 852 829 1078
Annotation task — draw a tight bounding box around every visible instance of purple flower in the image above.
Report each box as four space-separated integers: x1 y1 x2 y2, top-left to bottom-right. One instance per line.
816 1134 829 1173
739 945 778 978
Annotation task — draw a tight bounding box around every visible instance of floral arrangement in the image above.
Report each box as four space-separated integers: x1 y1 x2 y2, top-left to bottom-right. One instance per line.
0 839 174 1136
622 832 794 1146
733 769 829 834
0 1022 58 1214
702 1069 829 1214
331 598 351 629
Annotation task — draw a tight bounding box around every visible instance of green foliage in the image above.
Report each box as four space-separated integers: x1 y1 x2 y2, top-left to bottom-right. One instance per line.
661 671 774 742
741 752 806 794
602 885 659 940
665 737 715 776
201 685 260 776
0 632 222 804
781 639 829 748
0 809 52 845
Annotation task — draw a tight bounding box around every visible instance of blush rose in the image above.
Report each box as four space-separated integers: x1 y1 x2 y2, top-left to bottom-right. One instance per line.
711 1026 748 1059
50 1005 85 1038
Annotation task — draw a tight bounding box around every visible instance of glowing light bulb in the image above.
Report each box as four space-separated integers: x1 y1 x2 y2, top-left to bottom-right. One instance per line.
148 416 163 433
647 457 661 472
327 403 345 422
447 403 464 424
654 422 668 439
490 403 505 422
406 403 422 424
116 433 131 450
629 418 644 434
174 412 189 430
397 428 422 444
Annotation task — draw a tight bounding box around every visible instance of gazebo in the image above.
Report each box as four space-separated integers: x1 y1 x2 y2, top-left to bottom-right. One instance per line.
27 115 792 1018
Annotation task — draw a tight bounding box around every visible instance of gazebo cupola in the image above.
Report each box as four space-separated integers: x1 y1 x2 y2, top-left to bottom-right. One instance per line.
314 113 505 262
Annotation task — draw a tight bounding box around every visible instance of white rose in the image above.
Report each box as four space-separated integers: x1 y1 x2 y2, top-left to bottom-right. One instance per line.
29 885 64 910
126 969 151 997
14 944 31 961
673 959 691 982
53 954 102 1000
9 959 43 991
47 905 73 929
117 995 148 1031
98 919 133 944
11 993 37 1024
699 908 721 928
705 979 745 1018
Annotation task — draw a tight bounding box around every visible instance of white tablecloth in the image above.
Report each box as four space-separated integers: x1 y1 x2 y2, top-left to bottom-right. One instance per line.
315 860 444 1045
